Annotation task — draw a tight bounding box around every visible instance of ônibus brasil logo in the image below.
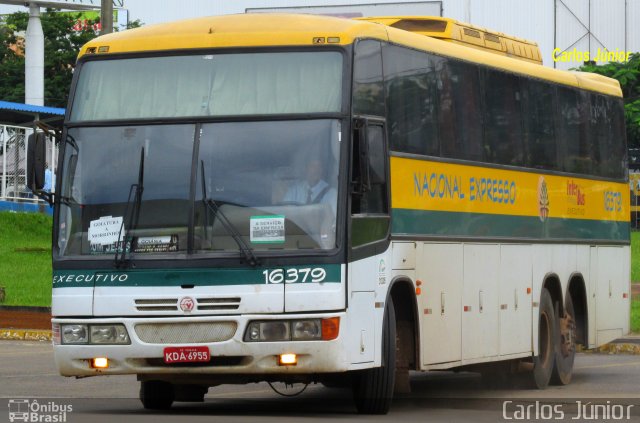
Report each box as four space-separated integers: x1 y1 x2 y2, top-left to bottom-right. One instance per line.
7 399 72 422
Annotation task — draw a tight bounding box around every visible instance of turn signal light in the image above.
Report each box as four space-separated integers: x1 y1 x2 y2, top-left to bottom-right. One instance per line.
321 317 340 340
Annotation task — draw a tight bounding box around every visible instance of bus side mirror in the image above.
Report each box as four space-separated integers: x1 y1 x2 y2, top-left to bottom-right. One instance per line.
27 132 46 191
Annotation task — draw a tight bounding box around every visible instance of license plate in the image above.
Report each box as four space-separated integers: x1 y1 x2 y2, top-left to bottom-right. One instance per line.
163 346 210 364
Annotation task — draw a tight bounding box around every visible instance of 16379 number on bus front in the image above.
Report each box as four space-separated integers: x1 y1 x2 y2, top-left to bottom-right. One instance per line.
262 268 327 284
163 346 210 364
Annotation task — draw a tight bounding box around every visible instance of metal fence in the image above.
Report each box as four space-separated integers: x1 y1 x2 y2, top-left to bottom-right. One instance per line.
0 124 57 203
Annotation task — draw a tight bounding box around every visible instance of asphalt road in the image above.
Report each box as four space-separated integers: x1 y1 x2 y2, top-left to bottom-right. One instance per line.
1 340 639 423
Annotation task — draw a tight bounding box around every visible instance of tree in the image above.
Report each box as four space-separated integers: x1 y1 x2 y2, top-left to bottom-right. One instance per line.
578 53 640 149
0 10 142 108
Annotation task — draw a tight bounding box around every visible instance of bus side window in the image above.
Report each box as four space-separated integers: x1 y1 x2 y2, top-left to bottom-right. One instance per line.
590 93 626 179
522 79 557 170
353 40 384 117
557 87 592 174
382 43 439 156
351 122 390 247
361 125 388 214
440 60 483 162
608 99 627 179
481 68 524 166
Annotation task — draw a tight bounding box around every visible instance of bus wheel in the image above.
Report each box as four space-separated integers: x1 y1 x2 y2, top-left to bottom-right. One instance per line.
532 288 556 389
551 294 576 385
140 380 174 410
352 299 396 414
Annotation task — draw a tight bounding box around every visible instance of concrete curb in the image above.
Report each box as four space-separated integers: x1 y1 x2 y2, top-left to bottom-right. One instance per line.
589 342 640 355
0 328 52 342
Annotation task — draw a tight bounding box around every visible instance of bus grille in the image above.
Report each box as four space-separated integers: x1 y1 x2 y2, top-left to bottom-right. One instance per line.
134 297 241 312
135 299 178 311
134 321 237 344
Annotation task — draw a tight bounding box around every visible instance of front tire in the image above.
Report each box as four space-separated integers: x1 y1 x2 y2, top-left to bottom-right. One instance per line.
532 288 556 389
140 380 174 410
352 299 396 414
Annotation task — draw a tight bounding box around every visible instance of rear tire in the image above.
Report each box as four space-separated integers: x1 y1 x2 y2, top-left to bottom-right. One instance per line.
140 380 174 410
551 294 576 385
352 299 396 414
532 288 556 389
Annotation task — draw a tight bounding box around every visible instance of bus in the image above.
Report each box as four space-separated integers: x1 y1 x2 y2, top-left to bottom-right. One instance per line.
37 14 629 415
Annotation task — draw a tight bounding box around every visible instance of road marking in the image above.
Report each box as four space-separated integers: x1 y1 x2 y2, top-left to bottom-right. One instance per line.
0 350 52 356
576 361 640 370
2 373 60 378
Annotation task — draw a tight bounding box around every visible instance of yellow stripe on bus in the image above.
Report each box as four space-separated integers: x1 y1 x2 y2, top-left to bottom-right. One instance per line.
390 156 628 222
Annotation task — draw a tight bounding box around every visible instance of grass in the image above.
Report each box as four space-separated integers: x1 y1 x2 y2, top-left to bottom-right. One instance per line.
0 211 52 306
633 299 640 334
632 232 640 283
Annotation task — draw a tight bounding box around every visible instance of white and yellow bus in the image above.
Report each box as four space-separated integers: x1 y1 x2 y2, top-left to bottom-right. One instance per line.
40 14 629 414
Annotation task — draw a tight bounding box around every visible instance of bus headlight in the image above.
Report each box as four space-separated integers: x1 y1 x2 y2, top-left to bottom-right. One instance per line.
61 324 88 344
245 321 290 342
244 318 338 342
291 320 321 340
90 325 130 344
60 324 130 345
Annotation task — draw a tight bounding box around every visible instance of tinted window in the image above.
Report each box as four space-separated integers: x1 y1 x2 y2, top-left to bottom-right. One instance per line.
440 60 484 161
482 69 524 166
522 79 557 169
558 88 592 174
608 98 627 179
353 40 385 116
71 52 343 121
362 124 388 214
383 44 439 155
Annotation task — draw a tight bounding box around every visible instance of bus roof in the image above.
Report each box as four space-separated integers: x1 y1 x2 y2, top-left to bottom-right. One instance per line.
357 16 543 65
78 13 622 98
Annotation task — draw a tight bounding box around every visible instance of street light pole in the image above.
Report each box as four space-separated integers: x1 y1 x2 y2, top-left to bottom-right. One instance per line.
25 3 44 106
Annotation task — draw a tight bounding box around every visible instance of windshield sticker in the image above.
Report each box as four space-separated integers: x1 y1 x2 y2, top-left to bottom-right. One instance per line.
134 235 179 253
88 216 124 247
250 215 285 244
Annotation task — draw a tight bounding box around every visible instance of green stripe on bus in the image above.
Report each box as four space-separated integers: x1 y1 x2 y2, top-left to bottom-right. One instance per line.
391 209 630 241
52 264 342 288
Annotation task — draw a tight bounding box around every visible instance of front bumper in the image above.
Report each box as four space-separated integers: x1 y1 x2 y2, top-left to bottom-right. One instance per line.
52 313 349 377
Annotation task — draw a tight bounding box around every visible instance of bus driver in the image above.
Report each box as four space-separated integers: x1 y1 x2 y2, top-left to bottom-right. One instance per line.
282 158 337 213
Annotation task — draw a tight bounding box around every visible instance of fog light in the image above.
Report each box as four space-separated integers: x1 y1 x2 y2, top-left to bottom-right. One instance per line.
61 324 88 344
278 353 297 366
91 357 109 369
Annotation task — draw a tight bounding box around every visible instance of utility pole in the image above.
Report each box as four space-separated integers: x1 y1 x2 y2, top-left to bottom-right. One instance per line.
101 0 113 35
25 3 44 106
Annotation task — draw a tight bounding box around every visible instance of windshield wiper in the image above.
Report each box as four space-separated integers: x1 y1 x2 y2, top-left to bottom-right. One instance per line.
200 161 259 267
115 147 145 267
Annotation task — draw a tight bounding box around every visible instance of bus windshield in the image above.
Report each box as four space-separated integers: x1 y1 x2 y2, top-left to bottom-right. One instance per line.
57 120 341 257
70 51 343 121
